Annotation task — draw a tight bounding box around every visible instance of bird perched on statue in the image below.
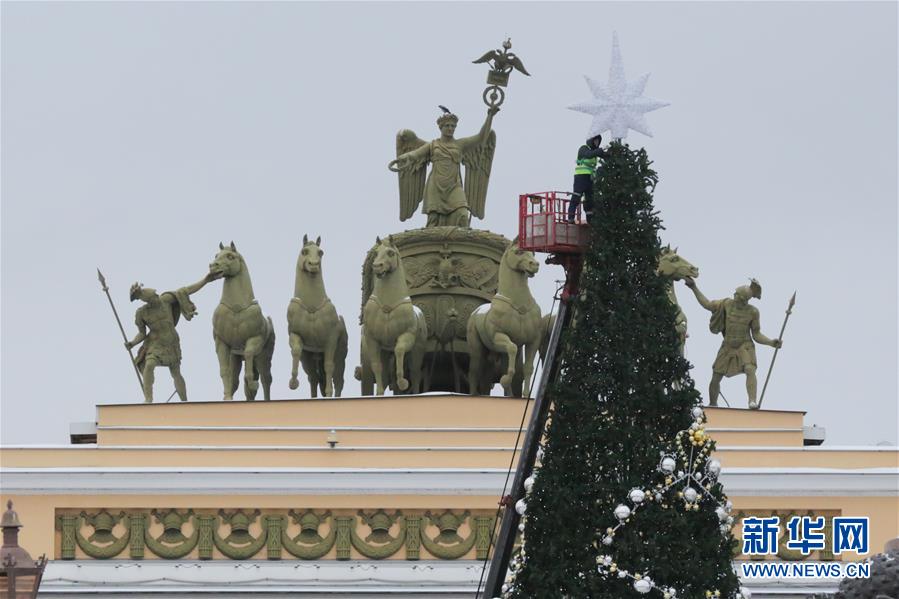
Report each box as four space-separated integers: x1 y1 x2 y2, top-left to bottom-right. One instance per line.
472 38 530 77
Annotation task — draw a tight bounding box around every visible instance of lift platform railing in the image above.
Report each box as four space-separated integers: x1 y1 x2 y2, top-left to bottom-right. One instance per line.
519 191 590 255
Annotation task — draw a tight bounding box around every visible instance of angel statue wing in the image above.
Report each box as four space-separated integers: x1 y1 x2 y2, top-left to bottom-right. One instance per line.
394 129 428 221
461 130 496 220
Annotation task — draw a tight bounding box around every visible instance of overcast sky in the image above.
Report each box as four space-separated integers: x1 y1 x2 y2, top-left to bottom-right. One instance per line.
2 2 896 446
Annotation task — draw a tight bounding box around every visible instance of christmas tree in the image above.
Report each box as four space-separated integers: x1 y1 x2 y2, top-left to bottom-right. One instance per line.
502 141 746 599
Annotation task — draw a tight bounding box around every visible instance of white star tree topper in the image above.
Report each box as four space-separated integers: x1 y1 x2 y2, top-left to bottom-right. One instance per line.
568 33 669 140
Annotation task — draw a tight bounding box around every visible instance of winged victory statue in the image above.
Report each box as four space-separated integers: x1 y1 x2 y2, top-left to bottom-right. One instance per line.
388 105 499 228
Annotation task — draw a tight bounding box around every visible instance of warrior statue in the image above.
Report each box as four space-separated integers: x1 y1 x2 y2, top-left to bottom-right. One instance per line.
389 105 499 228
125 276 213 403
683 277 782 409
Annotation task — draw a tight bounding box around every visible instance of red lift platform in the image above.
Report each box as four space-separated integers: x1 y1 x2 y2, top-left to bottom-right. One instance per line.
518 191 590 299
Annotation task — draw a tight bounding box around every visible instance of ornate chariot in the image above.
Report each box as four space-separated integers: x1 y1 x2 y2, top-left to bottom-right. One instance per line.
359 226 510 394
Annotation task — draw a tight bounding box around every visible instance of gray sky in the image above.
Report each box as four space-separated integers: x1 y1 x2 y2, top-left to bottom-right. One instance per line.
2 2 896 446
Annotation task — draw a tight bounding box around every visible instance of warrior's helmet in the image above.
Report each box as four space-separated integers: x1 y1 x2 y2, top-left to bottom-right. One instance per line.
129 283 156 302
735 279 762 301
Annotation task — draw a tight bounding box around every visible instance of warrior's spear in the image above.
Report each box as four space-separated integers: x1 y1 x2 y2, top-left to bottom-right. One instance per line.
97 269 144 391
758 291 796 409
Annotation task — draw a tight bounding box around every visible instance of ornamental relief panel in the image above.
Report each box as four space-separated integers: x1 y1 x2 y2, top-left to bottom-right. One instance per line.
55 508 495 562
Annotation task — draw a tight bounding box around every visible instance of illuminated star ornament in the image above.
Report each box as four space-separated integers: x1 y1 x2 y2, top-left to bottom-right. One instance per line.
568 32 669 139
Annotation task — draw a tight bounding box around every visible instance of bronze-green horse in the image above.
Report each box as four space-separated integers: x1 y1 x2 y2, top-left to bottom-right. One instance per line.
656 246 699 356
288 235 347 398
208 242 275 401
361 236 428 395
467 238 542 397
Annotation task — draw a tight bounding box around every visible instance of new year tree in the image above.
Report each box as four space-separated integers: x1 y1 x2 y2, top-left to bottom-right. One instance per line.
501 141 748 599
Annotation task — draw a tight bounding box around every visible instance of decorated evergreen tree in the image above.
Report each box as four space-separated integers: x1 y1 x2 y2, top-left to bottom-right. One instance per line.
503 141 746 599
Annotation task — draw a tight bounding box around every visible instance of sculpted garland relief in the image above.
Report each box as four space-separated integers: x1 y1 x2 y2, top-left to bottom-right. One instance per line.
56 509 494 561
404 245 499 293
62 508 842 564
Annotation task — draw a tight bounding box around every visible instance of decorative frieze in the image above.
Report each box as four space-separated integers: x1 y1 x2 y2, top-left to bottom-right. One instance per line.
55 509 494 562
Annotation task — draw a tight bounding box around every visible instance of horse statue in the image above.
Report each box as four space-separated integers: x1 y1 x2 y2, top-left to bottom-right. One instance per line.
208 242 275 401
361 236 428 395
467 238 542 397
287 235 348 398
656 246 699 355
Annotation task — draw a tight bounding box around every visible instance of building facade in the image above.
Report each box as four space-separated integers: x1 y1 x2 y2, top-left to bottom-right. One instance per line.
1 395 897 598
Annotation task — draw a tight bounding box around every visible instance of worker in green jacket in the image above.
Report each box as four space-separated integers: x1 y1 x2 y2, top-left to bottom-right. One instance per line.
568 134 607 223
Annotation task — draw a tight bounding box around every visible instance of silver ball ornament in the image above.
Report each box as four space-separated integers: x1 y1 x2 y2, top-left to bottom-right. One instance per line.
683 487 698 503
515 498 527 515
614 504 631 520
660 456 676 474
634 578 652 593
691 406 704 420
629 488 645 504
707 459 722 477
524 475 536 493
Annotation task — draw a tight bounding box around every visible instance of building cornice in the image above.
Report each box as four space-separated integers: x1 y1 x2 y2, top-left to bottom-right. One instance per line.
36 560 840 597
40 560 485 595
1 466 896 497
2 444 896 452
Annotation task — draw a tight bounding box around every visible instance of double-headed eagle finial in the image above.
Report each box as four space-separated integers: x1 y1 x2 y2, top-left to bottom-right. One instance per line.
472 38 530 108
472 38 530 84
